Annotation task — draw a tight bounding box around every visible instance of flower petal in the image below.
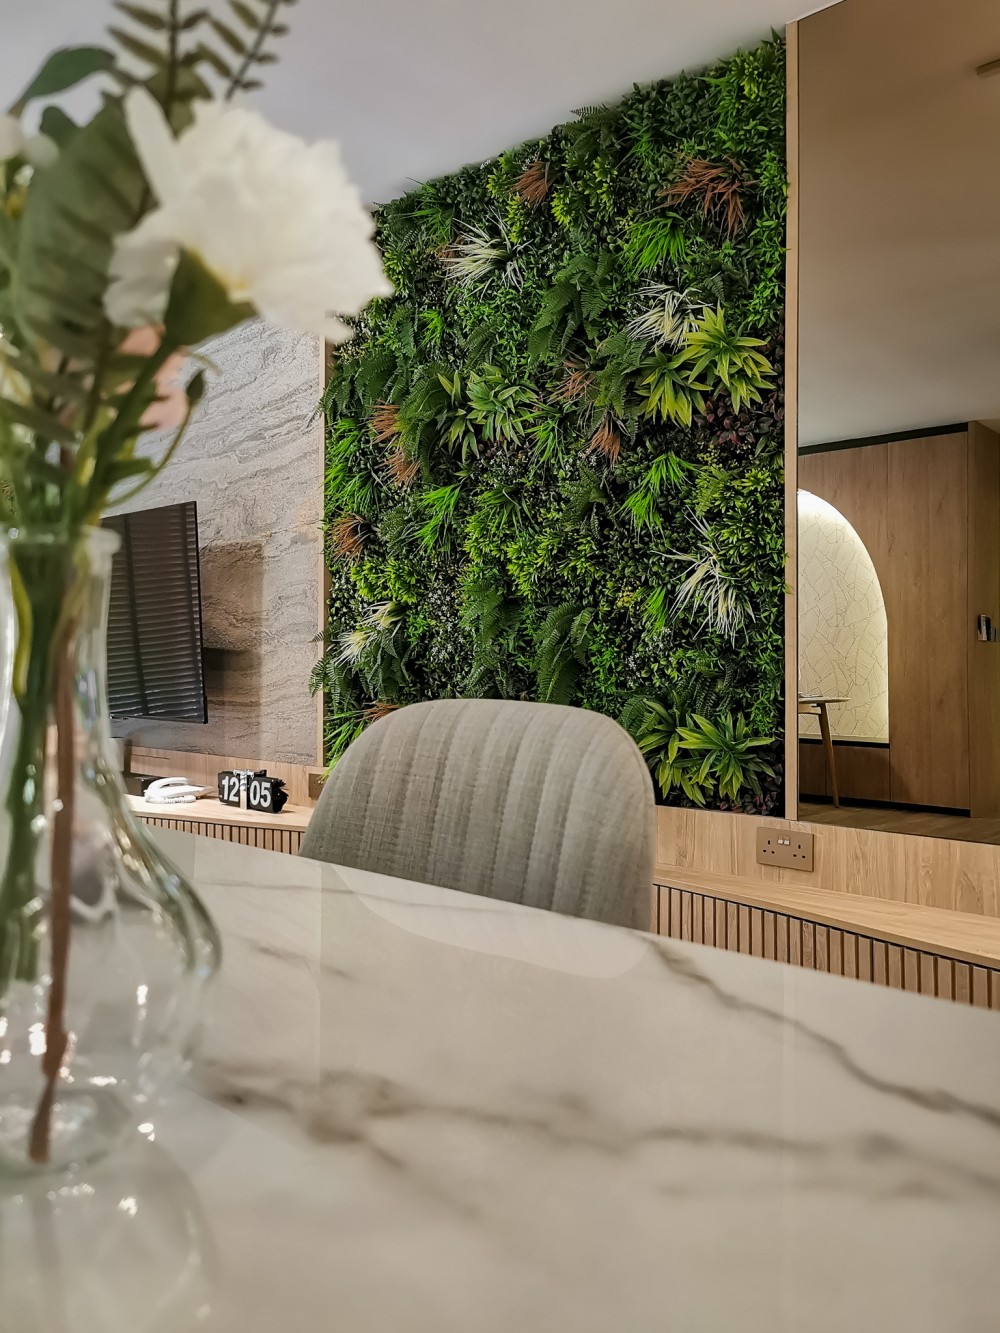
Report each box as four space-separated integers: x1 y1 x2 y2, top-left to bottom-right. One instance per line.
106 216 179 328
22 133 58 170
123 87 181 203
0 115 24 161
108 100 390 343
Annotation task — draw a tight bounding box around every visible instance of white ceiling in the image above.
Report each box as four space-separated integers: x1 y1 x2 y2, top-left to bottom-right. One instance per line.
9 0 831 203
798 0 1000 446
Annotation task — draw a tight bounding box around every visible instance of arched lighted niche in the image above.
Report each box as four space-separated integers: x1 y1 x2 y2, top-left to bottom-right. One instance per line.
797 490 889 742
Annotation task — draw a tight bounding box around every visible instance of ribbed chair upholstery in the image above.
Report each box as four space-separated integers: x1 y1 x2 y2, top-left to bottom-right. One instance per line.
300 698 656 929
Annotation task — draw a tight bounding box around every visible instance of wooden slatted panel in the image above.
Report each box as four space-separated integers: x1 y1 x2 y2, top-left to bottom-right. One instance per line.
655 883 1000 1010
763 912 776 962
138 813 303 855
776 914 790 963
738 905 751 954
936 957 954 1002
858 935 870 980
750 908 763 958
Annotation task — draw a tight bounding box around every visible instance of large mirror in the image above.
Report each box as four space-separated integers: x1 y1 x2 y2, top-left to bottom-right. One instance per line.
797 0 1000 842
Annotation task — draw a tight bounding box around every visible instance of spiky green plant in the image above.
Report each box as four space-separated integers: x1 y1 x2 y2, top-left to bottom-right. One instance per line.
667 513 754 641
419 308 447 350
626 285 707 348
623 215 687 274
465 485 530 546
441 217 524 291
636 351 707 427
675 713 774 802
678 307 774 411
623 697 713 806
467 366 538 443
530 412 564 464
417 481 463 550
621 451 690 531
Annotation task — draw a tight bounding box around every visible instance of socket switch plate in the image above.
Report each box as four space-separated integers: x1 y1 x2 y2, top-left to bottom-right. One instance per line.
755 827 814 871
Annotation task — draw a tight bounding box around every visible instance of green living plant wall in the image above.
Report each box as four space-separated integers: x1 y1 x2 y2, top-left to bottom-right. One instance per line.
315 36 787 814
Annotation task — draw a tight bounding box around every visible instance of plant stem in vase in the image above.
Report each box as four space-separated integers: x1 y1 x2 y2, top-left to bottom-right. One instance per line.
0 3 389 1173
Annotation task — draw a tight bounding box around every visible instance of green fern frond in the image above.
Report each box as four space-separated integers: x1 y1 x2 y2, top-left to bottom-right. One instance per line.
562 463 608 528
197 0 294 97
533 602 595 705
528 251 618 365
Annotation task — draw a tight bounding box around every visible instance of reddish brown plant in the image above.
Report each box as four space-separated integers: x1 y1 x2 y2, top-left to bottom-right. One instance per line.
586 418 622 464
330 513 369 561
370 402 401 443
514 159 550 207
661 156 750 238
364 701 402 724
551 359 593 404
385 446 420 488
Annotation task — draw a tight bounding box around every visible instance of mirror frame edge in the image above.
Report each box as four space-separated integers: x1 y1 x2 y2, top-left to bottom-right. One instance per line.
784 19 801 821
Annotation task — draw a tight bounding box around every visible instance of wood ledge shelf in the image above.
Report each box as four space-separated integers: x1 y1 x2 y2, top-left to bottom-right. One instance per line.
654 867 1000 970
128 794 312 833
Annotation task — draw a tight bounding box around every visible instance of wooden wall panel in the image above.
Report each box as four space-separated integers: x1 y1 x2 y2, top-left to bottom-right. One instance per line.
656 804 1000 919
657 882 1000 1010
800 433 972 810
798 444 889 574
128 746 320 807
967 422 1000 816
799 740 890 801
138 813 304 855
783 24 801 819
886 434 970 807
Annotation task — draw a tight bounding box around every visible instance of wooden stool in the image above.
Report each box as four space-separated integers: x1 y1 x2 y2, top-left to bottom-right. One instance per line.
798 696 846 807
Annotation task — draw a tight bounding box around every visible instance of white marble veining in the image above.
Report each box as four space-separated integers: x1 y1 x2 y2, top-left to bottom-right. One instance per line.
5 830 1000 1332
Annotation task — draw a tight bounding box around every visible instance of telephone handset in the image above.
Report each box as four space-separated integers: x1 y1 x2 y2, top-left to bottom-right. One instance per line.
143 777 210 805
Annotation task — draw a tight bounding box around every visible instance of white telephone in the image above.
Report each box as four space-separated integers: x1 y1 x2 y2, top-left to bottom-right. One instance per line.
144 777 210 805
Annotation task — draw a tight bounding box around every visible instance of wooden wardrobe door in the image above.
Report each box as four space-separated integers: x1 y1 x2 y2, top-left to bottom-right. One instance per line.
967 423 1000 817
886 434 969 809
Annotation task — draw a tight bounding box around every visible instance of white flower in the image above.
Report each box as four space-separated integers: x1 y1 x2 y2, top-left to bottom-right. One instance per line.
0 116 24 161
106 89 392 342
0 117 57 168
23 133 58 170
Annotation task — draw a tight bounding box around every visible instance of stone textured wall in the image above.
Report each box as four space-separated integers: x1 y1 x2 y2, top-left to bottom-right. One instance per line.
110 320 324 765
797 489 889 743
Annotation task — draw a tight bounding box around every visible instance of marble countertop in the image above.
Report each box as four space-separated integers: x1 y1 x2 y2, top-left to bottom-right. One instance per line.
6 831 1000 1332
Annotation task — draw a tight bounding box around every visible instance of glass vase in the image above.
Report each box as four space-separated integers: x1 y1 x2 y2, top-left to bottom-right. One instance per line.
0 527 220 1175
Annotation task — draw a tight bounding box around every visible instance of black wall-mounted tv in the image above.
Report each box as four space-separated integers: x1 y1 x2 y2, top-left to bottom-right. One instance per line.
102 500 208 724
